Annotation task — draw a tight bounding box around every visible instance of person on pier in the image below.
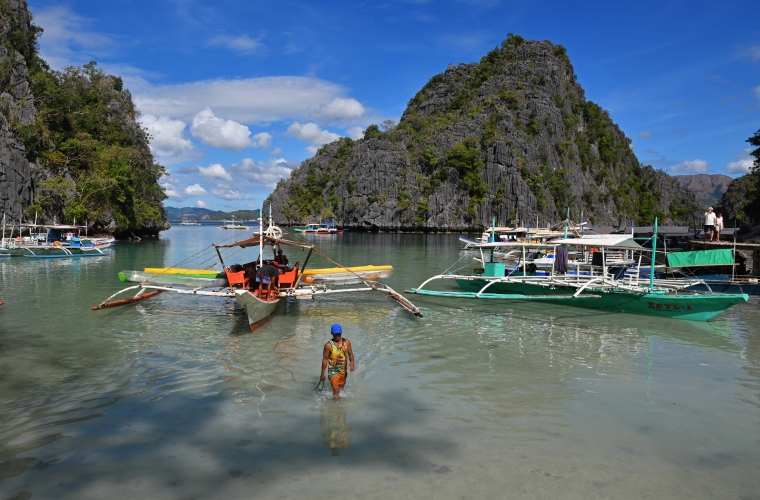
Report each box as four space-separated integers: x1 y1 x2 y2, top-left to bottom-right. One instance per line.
703 207 716 242
715 213 724 242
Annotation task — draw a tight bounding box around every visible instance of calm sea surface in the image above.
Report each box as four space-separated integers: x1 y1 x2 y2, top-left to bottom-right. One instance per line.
1 225 759 499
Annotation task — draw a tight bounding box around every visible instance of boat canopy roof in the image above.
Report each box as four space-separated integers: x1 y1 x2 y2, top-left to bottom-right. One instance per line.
666 249 735 267
472 234 642 249
547 235 644 249
214 234 313 250
19 224 84 229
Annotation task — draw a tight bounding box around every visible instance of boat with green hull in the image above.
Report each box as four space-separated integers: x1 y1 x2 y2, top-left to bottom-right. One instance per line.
407 218 748 322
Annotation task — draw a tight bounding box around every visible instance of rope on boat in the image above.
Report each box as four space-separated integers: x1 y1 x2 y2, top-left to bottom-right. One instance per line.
308 246 422 317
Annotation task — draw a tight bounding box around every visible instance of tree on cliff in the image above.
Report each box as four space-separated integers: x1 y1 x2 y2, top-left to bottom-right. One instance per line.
716 128 760 225
749 128 760 175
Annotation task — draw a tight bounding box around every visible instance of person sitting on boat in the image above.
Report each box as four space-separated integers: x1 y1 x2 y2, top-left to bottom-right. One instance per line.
320 324 355 401
255 263 282 299
274 248 288 266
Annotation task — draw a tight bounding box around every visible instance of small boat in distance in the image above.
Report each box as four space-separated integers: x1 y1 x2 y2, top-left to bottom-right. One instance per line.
218 217 249 230
179 219 201 226
294 222 345 235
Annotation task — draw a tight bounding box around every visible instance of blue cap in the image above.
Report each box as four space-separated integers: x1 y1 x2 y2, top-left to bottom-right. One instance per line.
330 324 342 335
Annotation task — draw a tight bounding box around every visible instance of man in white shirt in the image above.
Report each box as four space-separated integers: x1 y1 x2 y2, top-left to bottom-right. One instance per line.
704 207 716 242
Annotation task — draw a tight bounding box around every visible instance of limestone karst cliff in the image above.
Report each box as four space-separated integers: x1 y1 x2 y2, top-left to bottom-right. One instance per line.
0 0 168 237
267 35 699 230
0 0 37 222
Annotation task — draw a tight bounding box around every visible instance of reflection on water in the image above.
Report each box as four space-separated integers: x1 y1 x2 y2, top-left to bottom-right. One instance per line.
320 404 352 456
0 228 759 499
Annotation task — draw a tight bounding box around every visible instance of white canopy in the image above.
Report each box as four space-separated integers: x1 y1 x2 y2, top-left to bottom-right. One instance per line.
547 236 643 249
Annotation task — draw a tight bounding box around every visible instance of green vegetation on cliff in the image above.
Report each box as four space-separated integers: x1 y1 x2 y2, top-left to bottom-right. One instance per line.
716 128 760 225
21 62 166 230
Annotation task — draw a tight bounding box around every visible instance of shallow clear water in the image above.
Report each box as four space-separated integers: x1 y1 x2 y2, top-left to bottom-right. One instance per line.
1 226 759 499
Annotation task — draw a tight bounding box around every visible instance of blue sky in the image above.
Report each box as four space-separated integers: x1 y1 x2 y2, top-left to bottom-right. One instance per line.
27 0 760 212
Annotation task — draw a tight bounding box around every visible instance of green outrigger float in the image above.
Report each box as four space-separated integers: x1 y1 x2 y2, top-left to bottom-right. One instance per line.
407 218 748 322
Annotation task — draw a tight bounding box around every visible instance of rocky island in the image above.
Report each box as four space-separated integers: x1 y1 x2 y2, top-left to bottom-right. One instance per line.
0 0 168 238
267 35 699 231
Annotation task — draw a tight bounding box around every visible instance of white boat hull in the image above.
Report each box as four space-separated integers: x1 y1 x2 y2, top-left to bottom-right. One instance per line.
234 289 280 331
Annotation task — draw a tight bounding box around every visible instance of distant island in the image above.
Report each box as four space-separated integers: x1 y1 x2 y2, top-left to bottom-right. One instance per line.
165 207 261 222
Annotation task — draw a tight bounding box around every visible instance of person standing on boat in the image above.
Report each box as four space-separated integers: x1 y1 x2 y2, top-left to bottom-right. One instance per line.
703 207 716 242
715 213 724 242
320 324 355 401
255 264 282 299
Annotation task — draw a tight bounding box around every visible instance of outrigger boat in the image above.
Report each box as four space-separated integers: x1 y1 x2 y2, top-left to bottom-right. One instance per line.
408 218 748 322
1 223 112 258
294 222 345 235
218 217 249 230
94 215 420 330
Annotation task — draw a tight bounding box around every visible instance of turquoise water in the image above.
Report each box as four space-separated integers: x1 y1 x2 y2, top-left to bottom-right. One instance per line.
1 226 759 499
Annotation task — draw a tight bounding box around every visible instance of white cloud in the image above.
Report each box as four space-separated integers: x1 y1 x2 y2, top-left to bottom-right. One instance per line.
726 149 755 174
670 159 708 174
184 184 208 196
347 126 365 140
198 163 233 182
234 158 296 189
211 187 250 200
196 200 211 209
134 77 365 124
190 108 253 151
316 98 365 121
306 145 319 155
753 86 760 100
139 114 193 156
33 6 114 70
207 34 265 54
253 132 272 149
286 122 341 151
638 130 653 139
270 147 282 157
161 182 183 200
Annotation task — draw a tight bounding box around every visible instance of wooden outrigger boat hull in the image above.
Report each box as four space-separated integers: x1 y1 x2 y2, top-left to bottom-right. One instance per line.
233 290 280 330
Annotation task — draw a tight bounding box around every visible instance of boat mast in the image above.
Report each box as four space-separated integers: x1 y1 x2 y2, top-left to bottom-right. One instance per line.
258 205 264 267
649 217 658 289
490 216 495 263
563 207 569 239
732 230 737 281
